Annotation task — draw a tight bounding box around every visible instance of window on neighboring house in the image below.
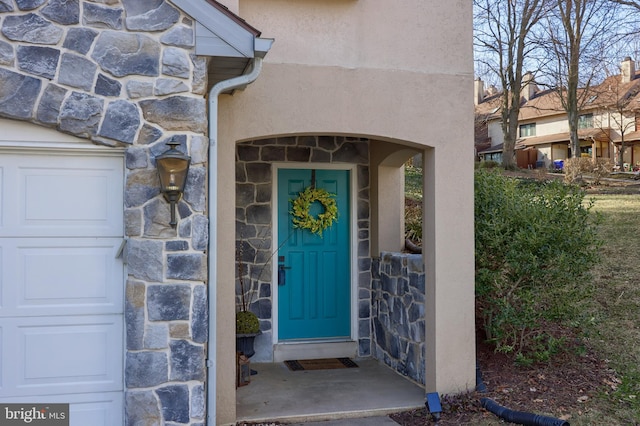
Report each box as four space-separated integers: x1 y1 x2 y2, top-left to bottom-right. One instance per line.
519 123 536 137
578 113 593 129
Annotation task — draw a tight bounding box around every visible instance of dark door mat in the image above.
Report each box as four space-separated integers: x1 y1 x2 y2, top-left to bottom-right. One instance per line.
284 357 358 371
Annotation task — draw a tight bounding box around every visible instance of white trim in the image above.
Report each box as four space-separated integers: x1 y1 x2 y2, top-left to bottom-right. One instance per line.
271 162 359 354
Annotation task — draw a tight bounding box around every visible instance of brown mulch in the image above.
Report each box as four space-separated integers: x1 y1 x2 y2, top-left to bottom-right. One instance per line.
391 329 620 425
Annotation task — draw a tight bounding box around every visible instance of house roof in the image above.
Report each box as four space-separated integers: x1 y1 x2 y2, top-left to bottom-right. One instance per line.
476 71 640 123
477 143 503 154
516 128 610 148
170 0 273 88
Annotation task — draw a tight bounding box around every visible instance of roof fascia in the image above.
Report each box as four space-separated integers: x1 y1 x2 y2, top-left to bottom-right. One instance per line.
170 0 257 58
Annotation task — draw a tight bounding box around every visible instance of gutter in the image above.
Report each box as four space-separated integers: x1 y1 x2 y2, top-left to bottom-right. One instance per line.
206 39 273 426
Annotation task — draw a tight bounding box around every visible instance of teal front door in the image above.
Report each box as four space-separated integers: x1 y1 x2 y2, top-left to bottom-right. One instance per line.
277 168 351 340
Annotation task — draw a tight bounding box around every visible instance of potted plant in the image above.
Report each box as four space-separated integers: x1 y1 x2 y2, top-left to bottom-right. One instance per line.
236 241 261 358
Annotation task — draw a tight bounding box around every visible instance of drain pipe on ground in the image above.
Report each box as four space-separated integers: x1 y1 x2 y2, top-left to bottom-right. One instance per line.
206 52 270 426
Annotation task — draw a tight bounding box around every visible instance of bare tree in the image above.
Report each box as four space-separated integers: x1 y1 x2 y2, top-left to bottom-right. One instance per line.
474 0 552 169
540 0 620 158
609 0 640 9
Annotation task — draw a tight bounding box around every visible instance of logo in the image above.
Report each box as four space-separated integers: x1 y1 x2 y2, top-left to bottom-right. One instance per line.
0 404 69 425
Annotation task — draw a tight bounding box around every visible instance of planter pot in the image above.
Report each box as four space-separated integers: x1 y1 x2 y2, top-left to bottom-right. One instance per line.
236 331 261 358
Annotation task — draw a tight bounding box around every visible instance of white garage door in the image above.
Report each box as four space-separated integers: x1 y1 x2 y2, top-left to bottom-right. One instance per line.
0 149 124 425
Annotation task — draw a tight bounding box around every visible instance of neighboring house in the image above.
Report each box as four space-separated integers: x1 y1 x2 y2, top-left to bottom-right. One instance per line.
0 1 475 425
476 58 640 169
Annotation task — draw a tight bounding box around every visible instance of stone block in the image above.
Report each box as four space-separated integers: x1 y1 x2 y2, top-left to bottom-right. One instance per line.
147 284 191 321
167 253 206 281
261 145 286 162
358 299 370 319
154 78 188 95
36 83 66 124
138 123 163 144
191 214 208 251
333 141 368 164
58 53 97 91
155 384 189 424
256 184 272 203
125 208 142 237
0 68 41 119
92 31 159 77
15 0 45 10
126 238 163 282
169 322 190 339
191 385 205 419
16 45 60 79
125 169 160 208
127 80 154 98
95 73 121 97
139 96 206 132
170 339 205 381
191 55 207 95
246 204 271 225
184 166 206 211
42 0 80 25
190 135 208 165
63 27 98 54
166 240 188 251
2 13 63 44
125 391 161 426
144 323 169 349
191 285 208 344
237 145 260 161
0 40 14 65
162 47 190 78
126 351 168 387
59 91 103 137
0 0 13 12
98 99 140 143
311 148 331 162
286 146 310 162
236 183 255 206
124 0 180 31
83 3 123 29
125 146 148 170
161 25 194 48
125 281 145 350
245 162 271 183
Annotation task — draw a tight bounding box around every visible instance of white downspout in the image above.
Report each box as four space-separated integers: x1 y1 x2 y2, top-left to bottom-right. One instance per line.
206 56 266 426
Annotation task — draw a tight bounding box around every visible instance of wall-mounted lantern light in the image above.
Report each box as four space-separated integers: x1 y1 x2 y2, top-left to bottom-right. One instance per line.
156 142 191 228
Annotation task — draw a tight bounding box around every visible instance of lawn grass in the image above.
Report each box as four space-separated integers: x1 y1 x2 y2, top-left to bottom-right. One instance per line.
579 194 640 424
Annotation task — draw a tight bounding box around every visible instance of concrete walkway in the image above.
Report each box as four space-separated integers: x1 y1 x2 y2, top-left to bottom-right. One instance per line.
236 358 424 424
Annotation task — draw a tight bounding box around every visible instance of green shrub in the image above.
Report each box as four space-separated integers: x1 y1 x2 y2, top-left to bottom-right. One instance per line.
475 170 601 363
236 310 260 334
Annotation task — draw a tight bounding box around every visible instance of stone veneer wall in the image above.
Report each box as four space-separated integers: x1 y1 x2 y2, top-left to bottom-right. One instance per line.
372 252 426 384
236 136 373 361
0 1 209 424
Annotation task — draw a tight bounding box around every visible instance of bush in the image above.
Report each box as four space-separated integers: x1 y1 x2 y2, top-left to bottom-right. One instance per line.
564 157 612 185
475 170 601 363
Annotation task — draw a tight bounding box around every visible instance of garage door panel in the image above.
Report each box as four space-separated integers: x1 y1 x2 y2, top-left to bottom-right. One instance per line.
0 154 123 237
1 315 123 398
0 391 123 426
0 146 124 422
0 238 123 317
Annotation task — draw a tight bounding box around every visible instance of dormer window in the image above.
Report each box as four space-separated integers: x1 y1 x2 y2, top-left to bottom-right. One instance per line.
519 123 536 137
578 113 593 129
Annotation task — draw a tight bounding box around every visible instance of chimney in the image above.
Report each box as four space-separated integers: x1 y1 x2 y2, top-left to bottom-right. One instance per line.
474 77 484 106
522 72 538 101
621 57 635 83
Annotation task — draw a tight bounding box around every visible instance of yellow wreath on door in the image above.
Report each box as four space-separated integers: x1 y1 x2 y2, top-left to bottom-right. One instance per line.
290 187 338 236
